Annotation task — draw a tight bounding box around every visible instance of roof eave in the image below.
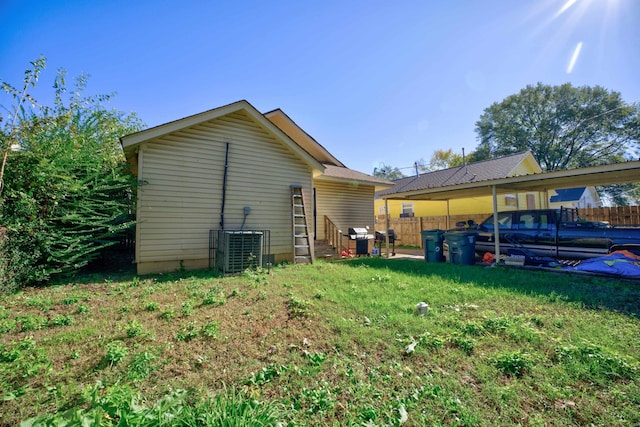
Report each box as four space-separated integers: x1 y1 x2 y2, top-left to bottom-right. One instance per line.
264 109 345 168
314 174 393 188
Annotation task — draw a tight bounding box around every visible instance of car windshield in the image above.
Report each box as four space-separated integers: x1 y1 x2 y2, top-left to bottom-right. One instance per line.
481 212 513 231
517 213 537 229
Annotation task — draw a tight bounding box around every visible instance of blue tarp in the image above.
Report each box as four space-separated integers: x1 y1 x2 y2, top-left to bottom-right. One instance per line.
571 253 640 278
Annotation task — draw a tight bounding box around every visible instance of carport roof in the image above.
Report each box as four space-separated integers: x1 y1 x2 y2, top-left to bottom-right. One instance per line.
380 160 640 201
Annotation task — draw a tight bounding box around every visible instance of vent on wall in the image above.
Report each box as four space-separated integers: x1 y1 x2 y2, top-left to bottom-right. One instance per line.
211 230 269 274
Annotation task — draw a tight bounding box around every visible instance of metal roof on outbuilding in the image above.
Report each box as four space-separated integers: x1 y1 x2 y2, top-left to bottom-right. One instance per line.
379 158 640 202
377 151 538 198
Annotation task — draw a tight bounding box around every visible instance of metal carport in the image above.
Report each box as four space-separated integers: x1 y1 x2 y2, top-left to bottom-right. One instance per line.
380 160 640 259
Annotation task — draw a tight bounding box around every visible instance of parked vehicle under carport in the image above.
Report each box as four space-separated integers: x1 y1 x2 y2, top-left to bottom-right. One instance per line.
474 208 640 260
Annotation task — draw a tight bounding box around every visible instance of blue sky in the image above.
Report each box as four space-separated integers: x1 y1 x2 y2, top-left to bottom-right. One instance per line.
1 0 639 175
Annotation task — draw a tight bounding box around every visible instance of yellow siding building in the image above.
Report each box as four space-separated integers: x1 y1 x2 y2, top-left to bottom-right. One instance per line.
375 152 547 219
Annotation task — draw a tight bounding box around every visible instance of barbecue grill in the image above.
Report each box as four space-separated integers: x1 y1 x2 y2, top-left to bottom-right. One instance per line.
375 229 397 256
347 227 374 256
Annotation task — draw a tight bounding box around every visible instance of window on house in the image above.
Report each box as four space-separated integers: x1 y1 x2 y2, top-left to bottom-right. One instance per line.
505 194 517 207
400 203 414 217
378 205 387 216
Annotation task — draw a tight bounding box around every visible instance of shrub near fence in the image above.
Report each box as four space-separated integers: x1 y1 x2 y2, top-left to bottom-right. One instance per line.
377 206 640 248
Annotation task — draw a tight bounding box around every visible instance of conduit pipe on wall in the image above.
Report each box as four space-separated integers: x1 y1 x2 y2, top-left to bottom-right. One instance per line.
219 142 230 230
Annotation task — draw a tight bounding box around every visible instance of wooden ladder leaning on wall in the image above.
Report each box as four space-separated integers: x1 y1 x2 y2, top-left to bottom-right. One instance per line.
291 185 313 264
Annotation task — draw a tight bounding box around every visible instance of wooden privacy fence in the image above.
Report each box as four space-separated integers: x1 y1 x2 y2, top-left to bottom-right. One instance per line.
579 206 640 225
376 206 640 248
375 214 488 247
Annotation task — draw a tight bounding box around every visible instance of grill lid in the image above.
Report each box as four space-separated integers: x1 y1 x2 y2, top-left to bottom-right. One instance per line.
348 227 373 240
375 229 396 242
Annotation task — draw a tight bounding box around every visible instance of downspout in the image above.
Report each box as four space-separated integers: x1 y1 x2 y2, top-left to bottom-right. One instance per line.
219 142 230 230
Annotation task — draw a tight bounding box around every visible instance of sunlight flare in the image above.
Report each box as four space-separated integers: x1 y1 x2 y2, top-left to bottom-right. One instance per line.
566 41 583 73
556 0 579 17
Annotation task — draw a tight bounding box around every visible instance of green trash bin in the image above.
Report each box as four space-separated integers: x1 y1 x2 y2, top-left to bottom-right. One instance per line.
421 229 445 262
445 231 478 265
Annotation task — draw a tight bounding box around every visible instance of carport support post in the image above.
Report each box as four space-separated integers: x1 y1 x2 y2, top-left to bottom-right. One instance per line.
385 198 390 258
492 185 501 262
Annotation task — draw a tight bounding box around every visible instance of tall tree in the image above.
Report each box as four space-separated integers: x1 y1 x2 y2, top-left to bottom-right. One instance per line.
373 163 405 180
474 83 640 170
423 149 465 171
474 83 640 205
0 60 144 291
0 56 46 196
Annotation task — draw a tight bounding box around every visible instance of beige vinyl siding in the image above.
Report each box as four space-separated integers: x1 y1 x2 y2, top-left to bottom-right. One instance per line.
315 180 375 240
136 110 312 272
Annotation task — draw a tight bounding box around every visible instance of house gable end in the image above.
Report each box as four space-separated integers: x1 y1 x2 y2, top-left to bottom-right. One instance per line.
133 107 316 273
506 152 542 177
121 100 324 174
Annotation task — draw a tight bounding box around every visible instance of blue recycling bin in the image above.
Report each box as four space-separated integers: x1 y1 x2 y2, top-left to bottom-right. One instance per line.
445 231 477 265
421 230 445 262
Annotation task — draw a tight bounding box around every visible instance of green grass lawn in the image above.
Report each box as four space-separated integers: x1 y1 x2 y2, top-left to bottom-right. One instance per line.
1 259 639 426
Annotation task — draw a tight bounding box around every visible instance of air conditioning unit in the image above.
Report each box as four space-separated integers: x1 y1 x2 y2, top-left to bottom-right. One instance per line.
217 231 263 273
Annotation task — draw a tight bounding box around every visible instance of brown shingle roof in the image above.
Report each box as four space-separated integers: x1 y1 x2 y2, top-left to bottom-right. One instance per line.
318 164 393 186
263 109 391 188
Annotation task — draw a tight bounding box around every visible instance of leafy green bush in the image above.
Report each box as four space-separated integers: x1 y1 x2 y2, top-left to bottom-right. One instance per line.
0 58 144 290
0 231 33 294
